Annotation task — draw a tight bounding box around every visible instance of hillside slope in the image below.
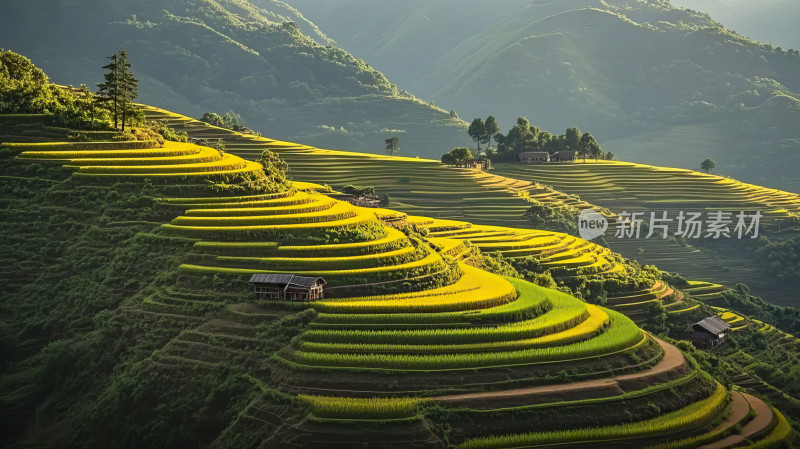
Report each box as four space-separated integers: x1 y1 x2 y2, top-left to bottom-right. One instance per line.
2 51 797 449
2 116 795 448
0 0 468 156
289 0 800 191
142 105 800 309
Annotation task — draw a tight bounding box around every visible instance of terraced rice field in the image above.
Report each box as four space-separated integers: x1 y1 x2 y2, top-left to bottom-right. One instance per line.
135 105 777 319
139 105 600 229
414 218 624 276
493 161 800 306
137 105 800 308
10 140 263 179
493 161 800 225
45 109 782 447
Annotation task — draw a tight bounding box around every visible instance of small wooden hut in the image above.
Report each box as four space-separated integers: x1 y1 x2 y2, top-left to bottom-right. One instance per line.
691 316 731 349
519 152 550 164
249 274 326 301
468 157 490 170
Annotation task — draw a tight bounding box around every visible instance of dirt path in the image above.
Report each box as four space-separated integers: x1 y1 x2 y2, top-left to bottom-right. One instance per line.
435 337 685 406
697 391 750 449
699 392 774 448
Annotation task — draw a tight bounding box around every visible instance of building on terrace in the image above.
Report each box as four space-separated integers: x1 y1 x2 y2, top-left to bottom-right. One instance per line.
519 151 550 164
327 193 382 208
249 274 326 301
692 316 731 349
469 157 490 170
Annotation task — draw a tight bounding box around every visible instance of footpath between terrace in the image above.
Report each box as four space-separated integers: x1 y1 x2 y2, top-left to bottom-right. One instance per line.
435 338 685 409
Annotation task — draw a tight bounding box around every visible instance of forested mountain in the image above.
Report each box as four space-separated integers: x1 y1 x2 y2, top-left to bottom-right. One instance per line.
0 0 469 156
288 0 800 191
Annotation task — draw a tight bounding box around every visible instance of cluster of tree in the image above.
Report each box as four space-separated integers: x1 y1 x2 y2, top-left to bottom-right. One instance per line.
199 111 258 135
467 116 499 151
96 50 139 131
755 237 800 282
144 120 189 143
257 149 291 192
385 137 399 156
701 158 717 173
0 50 111 130
523 199 580 236
440 147 475 167
341 185 376 196
465 116 612 163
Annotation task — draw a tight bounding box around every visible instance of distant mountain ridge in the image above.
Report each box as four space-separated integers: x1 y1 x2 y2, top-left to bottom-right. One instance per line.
0 0 469 157
671 0 800 51
287 0 800 191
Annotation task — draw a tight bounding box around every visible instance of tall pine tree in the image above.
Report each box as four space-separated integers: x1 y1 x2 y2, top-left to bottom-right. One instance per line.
96 53 120 129
96 50 139 131
117 50 138 132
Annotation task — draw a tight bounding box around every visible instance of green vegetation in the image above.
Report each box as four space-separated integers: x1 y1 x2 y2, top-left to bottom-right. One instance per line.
0 49 111 130
701 158 717 174
523 199 580 236
96 50 139 131
385 136 400 157
756 237 800 282
299 395 427 419
441 146 475 167
199 111 258 135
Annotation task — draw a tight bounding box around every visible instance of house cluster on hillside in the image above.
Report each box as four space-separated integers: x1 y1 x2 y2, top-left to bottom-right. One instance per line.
519 151 576 164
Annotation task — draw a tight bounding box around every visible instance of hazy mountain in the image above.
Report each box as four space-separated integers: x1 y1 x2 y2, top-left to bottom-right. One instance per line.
285 0 800 191
0 0 469 156
671 0 800 51
285 0 536 89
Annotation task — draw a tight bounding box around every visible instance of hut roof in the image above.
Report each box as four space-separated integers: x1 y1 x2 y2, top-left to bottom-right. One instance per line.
519 152 549 157
693 316 731 336
249 274 326 287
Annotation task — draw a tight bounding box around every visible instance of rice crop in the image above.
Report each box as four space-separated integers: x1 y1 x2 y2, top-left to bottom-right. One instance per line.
18 148 198 160
313 278 550 326
290 310 644 370
211 244 419 270
298 395 429 419
311 273 517 315
298 305 607 354
162 212 377 237
171 202 357 226
179 247 445 279
157 189 296 205
73 154 248 174
10 140 161 151
301 299 587 345
182 199 335 217
458 383 728 448
73 161 264 178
